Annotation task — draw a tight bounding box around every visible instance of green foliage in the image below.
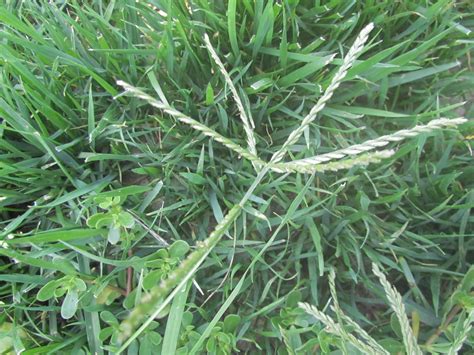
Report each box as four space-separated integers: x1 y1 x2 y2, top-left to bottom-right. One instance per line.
0 322 27 355
99 311 162 353
143 241 190 290
175 312 241 355
87 196 135 244
37 275 87 319
0 0 473 354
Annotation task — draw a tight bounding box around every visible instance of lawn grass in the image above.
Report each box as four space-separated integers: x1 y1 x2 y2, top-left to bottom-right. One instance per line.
0 1 473 354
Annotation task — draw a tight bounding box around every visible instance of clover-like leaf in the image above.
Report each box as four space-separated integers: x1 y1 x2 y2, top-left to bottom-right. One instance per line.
143 269 164 290
206 337 216 353
108 226 121 244
74 278 87 292
61 289 79 319
54 286 67 298
87 212 114 228
100 310 118 326
169 240 190 258
98 197 114 209
117 211 135 228
147 331 162 345
223 314 241 334
87 212 106 228
99 327 115 342
37 279 62 301
145 249 169 268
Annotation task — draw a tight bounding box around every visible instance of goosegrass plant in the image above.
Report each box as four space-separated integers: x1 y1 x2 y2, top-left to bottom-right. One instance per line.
0 1 473 354
300 264 474 354
115 22 467 352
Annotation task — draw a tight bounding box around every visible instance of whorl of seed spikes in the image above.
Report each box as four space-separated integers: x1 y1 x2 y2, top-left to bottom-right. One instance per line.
204 34 258 159
271 23 374 163
115 22 466 349
372 263 423 355
299 302 383 355
447 310 474 355
280 117 467 167
272 150 394 174
117 81 265 165
118 205 241 342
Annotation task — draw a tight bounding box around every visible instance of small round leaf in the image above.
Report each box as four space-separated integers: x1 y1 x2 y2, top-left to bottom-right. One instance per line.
61 289 79 319
37 279 61 301
108 226 120 244
117 211 135 228
169 240 190 258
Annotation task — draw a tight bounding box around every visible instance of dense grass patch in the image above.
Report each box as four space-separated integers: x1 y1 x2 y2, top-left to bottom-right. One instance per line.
0 1 473 354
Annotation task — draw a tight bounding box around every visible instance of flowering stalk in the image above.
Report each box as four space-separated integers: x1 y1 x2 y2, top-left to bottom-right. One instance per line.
299 302 384 355
372 263 423 355
204 34 258 160
117 81 265 165
272 150 394 174
115 23 377 345
115 23 465 350
271 23 374 163
118 205 241 341
280 117 467 167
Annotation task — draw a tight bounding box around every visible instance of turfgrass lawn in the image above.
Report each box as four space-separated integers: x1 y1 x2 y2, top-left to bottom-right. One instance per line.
0 1 473 354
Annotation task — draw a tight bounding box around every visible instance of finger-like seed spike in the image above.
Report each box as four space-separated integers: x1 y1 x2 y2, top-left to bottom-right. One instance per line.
203 34 258 160
271 23 374 163
278 117 467 168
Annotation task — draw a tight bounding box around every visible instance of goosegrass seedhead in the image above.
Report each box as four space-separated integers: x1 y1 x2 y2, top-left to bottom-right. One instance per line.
298 302 384 355
372 263 423 355
115 21 467 347
299 263 429 354
1 2 473 355
270 22 374 163
203 33 258 161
